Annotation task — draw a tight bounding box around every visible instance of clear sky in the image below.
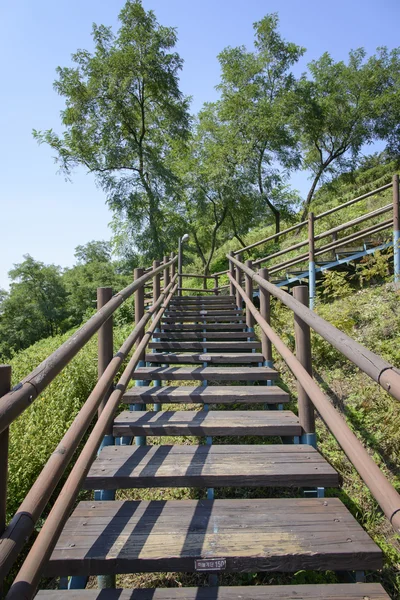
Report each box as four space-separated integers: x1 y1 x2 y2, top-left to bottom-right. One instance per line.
1 0 399 289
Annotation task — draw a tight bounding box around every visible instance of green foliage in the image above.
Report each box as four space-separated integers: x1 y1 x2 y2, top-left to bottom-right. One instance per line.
291 48 400 211
0 255 68 357
319 270 353 300
33 0 190 260
356 247 393 286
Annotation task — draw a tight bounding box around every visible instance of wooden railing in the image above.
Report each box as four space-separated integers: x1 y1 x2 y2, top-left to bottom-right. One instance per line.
227 253 400 536
215 175 400 307
0 255 177 598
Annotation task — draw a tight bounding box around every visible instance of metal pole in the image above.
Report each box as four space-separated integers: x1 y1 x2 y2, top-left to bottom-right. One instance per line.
134 268 146 446
163 255 170 291
0 365 11 536
152 261 162 412
308 212 316 309
178 238 182 296
293 286 316 447
214 275 219 296
235 253 243 310
393 174 400 284
170 252 175 284
228 251 235 297
245 260 254 332
258 269 272 367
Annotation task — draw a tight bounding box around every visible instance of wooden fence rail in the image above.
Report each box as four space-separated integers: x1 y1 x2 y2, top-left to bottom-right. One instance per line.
227 254 400 536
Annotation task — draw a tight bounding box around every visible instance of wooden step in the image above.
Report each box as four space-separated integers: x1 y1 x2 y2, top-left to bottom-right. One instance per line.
160 323 246 331
45 498 382 577
149 341 261 351
113 410 300 437
84 444 339 490
157 332 255 340
145 353 264 364
131 366 278 381
168 304 237 311
122 385 289 405
165 310 243 317
36 583 392 599
162 316 245 323
171 296 235 302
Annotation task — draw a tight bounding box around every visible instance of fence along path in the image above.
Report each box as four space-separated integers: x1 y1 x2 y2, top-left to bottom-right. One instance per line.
0 227 399 598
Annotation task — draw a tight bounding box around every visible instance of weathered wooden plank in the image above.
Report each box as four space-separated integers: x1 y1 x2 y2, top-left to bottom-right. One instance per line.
148 342 261 351
157 332 255 340
37 583 391 599
45 498 382 576
165 310 243 317
122 385 289 404
131 366 278 381
162 316 245 323
113 410 300 437
168 305 237 311
84 444 339 489
145 353 265 364
160 323 246 331
170 296 235 303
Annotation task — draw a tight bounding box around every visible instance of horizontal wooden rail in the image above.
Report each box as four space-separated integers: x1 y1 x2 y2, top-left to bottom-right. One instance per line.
0 276 177 583
0 257 177 436
178 287 218 293
181 273 215 279
7 283 178 600
228 271 400 536
268 220 392 275
253 204 392 269
233 180 393 256
229 255 400 399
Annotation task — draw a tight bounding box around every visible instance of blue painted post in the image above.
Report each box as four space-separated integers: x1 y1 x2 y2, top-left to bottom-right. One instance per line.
393 174 400 284
293 286 316 449
308 212 316 309
152 260 162 412
95 287 115 591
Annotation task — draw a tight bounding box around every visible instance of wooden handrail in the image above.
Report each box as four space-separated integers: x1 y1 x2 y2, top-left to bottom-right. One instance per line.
228 270 400 536
0 257 177 436
0 276 178 583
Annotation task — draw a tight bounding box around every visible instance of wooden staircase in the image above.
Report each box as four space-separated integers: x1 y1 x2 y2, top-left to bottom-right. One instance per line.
36 294 389 599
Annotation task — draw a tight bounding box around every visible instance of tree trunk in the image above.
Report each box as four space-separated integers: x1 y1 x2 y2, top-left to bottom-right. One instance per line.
300 167 324 221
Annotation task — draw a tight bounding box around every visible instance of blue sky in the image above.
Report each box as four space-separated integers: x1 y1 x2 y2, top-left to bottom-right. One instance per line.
0 0 399 289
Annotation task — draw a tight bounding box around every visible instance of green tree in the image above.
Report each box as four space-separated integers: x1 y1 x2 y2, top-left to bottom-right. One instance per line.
33 0 190 260
216 14 304 232
292 47 400 216
0 256 68 358
75 240 111 264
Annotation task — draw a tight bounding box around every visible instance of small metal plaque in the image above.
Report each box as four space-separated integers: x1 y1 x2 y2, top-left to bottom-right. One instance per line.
199 310 207 315
195 558 226 571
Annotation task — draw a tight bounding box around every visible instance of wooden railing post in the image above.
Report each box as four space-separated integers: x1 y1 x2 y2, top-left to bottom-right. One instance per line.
308 212 316 309
121 268 146 447
163 255 170 291
258 269 272 367
293 285 316 447
245 260 254 332
96 290 115 588
393 174 400 284
152 261 162 412
235 253 243 310
214 275 219 296
170 252 176 283
178 238 183 296
0 365 11 536
228 251 235 297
